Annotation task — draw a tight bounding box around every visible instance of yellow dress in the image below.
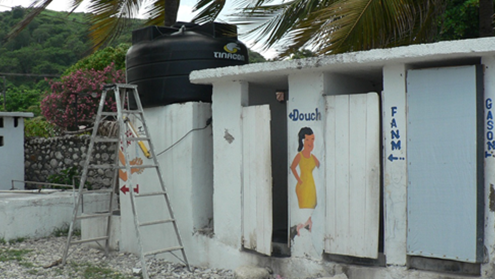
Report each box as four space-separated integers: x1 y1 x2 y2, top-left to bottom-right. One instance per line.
296 152 317 208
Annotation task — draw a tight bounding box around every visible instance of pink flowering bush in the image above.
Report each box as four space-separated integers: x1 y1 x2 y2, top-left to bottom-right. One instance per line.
41 63 125 131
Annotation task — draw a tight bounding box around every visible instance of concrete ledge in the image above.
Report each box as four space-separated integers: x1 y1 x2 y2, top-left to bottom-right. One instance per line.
0 191 112 241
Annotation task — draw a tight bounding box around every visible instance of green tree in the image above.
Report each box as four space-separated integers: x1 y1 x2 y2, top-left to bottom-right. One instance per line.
248 49 267 63
0 84 42 114
438 0 492 41
63 43 130 75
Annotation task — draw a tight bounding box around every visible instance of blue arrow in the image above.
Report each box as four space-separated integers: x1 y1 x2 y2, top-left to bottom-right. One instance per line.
388 154 398 162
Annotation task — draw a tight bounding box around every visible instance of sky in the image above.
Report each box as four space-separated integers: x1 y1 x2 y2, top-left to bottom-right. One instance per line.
0 0 277 58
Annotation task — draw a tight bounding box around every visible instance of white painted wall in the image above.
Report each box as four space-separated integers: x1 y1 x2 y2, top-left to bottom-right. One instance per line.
287 72 326 259
381 64 408 265
210 81 248 248
482 56 495 276
118 102 213 264
0 113 32 190
0 192 109 240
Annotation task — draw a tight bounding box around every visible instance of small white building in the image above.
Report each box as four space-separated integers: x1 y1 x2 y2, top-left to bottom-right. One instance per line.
0 112 33 190
119 37 495 278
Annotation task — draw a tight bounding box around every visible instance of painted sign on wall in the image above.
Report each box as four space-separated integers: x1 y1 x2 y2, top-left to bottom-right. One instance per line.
486 98 495 158
389 106 405 162
290 127 320 237
288 108 322 122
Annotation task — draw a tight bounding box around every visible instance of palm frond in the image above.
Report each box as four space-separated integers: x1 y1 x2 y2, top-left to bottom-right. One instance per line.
3 0 54 43
191 0 226 24
311 0 444 54
144 0 180 26
143 0 165 26
230 0 332 51
67 0 86 14
86 0 141 49
233 0 445 57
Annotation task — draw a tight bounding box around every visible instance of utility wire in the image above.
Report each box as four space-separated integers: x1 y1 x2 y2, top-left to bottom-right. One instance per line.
156 117 212 157
0 72 60 77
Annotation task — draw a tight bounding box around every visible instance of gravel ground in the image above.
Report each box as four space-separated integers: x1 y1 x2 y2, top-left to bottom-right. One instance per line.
0 236 238 279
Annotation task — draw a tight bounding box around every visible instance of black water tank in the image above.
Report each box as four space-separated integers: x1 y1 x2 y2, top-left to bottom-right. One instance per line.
126 22 249 107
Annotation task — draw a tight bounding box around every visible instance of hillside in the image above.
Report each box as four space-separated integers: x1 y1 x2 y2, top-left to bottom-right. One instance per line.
0 7 143 114
0 7 141 85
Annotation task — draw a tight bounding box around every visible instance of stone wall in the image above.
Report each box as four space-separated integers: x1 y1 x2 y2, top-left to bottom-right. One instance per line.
24 135 117 190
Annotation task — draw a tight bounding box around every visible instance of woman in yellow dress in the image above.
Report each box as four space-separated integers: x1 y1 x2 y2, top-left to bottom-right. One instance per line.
290 127 320 236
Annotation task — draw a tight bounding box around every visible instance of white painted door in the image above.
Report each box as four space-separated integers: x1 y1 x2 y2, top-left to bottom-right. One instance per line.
406 66 484 263
324 93 380 259
242 105 273 256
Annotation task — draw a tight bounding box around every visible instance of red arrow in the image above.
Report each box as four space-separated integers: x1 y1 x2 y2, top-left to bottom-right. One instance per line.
120 184 139 195
120 185 129 194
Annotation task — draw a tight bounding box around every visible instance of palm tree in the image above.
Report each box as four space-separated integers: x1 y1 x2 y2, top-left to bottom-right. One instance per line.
230 0 493 56
4 0 494 57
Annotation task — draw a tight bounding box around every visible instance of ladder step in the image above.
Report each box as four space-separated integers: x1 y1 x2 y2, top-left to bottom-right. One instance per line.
72 189 114 194
139 219 175 227
107 83 137 89
94 138 119 143
123 110 144 114
100 112 117 116
87 164 157 170
76 212 111 220
127 137 151 141
87 189 114 194
71 236 109 245
88 164 121 169
93 137 150 142
135 191 167 197
127 164 157 169
144 246 183 257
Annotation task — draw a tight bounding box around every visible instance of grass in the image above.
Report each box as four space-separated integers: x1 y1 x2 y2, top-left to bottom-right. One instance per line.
9 237 26 244
52 223 81 237
0 248 32 262
0 237 27 245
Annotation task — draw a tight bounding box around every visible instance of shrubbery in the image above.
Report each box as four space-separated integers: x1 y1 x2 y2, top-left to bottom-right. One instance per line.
40 63 125 131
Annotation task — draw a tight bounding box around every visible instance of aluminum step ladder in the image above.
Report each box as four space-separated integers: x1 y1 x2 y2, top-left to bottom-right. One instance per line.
62 83 190 278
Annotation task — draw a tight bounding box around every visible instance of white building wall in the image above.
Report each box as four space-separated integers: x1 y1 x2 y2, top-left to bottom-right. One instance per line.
118 102 213 265
174 37 495 278
482 55 495 276
382 64 408 265
287 72 326 259
210 80 248 248
0 114 28 190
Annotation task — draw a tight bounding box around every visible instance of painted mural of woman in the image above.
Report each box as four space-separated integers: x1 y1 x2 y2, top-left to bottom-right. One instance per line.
290 127 320 236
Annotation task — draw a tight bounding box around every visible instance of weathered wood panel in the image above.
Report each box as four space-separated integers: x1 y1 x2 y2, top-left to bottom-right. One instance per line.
242 105 273 256
324 93 380 259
